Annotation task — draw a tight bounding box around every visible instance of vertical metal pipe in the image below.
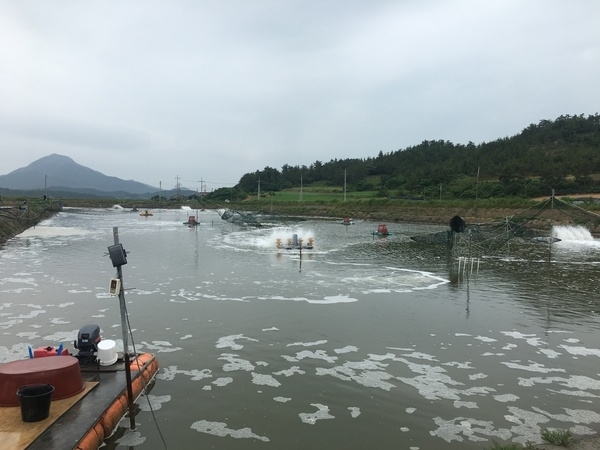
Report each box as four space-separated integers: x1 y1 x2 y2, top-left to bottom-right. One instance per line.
112 227 136 430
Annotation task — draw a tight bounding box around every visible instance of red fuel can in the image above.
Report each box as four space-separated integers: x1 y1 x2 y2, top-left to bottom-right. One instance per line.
33 346 70 357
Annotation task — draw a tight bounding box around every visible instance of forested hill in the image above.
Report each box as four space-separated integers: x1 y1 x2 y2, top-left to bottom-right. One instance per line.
226 114 600 201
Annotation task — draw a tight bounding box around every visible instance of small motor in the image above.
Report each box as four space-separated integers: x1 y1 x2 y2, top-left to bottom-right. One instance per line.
74 323 101 364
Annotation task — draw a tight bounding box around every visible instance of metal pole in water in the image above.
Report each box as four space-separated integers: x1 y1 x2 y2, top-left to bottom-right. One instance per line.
112 227 136 430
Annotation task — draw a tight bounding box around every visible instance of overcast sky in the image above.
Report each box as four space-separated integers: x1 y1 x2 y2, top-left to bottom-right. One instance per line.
1 1 599 191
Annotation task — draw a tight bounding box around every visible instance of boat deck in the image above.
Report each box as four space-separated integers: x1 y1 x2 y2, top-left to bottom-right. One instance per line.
0 357 155 450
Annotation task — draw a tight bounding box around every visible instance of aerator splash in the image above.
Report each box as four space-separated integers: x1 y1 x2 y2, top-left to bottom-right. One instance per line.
276 234 314 250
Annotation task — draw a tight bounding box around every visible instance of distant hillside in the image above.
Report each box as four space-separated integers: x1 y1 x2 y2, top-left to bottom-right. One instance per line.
0 154 158 197
233 113 600 200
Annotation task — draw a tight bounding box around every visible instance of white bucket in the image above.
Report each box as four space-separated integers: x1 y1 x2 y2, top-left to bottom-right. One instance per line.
97 339 118 366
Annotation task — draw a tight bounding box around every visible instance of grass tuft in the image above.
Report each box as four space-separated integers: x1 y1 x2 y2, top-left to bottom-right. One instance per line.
541 428 573 446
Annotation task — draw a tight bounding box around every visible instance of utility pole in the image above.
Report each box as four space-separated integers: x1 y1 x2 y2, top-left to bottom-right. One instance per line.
439 183 442 201
300 174 303 202
257 177 261 200
344 169 347 202
159 181 162 203
476 166 480 201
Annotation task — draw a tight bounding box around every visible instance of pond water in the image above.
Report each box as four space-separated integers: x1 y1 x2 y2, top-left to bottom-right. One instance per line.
2 207 600 449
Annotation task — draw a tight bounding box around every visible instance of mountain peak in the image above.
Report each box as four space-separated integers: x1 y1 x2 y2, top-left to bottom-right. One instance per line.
0 154 157 195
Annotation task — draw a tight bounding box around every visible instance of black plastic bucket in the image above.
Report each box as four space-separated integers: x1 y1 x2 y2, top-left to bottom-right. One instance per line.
16 384 55 422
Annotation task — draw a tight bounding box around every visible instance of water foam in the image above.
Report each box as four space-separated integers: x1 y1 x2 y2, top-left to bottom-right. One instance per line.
552 225 595 242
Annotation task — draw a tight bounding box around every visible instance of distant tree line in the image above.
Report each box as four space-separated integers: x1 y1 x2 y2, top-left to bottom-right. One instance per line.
209 114 600 201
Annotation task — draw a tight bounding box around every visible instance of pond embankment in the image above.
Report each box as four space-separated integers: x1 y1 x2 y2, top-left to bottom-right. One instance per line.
249 201 599 233
0 200 62 246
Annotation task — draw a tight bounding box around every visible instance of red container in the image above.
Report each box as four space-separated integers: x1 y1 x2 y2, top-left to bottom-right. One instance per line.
33 346 70 358
0 356 84 406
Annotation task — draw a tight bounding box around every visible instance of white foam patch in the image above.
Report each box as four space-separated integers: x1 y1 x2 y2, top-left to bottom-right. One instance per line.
273 366 305 377
404 351 438 361
140 340 182 353
548 389 600 398
50 318 69 325
469 373 487 381
213 377 233 387
454 401 478 409
539 348 561 358
559 345 600 357
494 394 519 403
219 353 255 372
1 319 24 329
216 334 259 350
282 350 337 364
287 340 327 347
157 366 212 381
532 406 600 424
335 345 358 354
430 416 513 444
43 331 77 342
396 361 465 401
274 397 291 403
251 373 281 387
11 309 46 319
2 277 38 286
316 359 397 391
406 407 417 414
570 425 597 436
299 403 335 425
138 394 171 411
503 406 551 445
444 361 473 369
17 226 91 238
517 375 600 391
501 331 545 347
306 295 357 304
16 331 40 340
115 429 146 446
348 406 361 418
501 361 565 373
191 420 270 442
0 343 32 363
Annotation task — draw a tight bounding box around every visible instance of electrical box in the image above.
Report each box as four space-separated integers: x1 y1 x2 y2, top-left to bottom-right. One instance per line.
108 243 127 267
109 278 121 296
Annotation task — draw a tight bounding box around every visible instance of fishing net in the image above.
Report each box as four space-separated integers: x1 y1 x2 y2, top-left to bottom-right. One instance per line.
219 209 262 227
411 196 600 258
